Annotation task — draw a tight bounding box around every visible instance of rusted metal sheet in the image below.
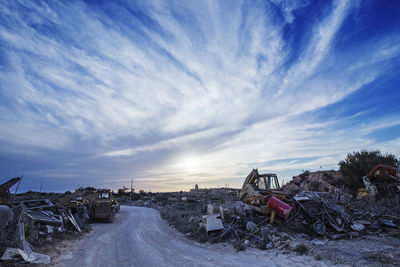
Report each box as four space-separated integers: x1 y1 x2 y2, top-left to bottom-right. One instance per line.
365 165 398 181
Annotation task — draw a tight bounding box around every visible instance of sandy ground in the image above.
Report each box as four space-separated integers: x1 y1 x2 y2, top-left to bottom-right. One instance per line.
53 206 334 267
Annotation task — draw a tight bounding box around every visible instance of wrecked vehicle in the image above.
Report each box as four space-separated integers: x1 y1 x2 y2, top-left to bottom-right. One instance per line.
238 169 288 215
90 190 119 222
0 176 91 265
360 165 400 197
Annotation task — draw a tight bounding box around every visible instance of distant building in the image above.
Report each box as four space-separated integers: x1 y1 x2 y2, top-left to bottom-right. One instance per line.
195 184 199 190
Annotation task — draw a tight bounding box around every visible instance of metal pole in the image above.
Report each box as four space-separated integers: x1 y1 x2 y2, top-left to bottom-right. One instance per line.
130 178 133 201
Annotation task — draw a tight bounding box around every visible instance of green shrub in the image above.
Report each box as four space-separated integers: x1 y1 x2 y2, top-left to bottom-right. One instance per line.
338 150 399 190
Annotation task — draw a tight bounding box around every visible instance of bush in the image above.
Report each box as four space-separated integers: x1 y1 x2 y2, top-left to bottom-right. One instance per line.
338 150 399 190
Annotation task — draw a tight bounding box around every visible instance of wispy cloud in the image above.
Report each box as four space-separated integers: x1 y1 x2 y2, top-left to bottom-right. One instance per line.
0 0 399 192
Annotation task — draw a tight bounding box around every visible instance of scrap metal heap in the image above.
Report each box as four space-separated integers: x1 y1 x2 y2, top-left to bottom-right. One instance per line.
193 167 400 251
0 177 119 264
0 177 89 264
361 164 400 197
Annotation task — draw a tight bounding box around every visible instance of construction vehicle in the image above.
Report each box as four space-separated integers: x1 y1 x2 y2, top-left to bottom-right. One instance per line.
238 169 287 214
359 165 400 198
89 190 120 222
68 195 85 210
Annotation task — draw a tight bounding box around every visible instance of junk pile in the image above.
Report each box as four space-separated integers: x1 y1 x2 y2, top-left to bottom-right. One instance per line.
0 177 90 264
285 190 387 238
190 168 400 251
360 164 400 198
58 189 120 222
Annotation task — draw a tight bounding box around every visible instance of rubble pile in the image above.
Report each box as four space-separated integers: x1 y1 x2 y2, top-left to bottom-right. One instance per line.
152 189 238 243
283 171 345 195
286 191 400 238
193 193 400 253
157 168 400 255
0 178 91 264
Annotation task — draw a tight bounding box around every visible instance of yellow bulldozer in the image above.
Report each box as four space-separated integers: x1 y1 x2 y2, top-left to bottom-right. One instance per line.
89 190 120 223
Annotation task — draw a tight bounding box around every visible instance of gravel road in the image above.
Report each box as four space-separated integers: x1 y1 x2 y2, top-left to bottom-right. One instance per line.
55 206 328 267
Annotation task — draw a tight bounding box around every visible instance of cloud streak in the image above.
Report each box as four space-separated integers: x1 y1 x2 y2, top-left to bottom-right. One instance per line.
0 0 399 192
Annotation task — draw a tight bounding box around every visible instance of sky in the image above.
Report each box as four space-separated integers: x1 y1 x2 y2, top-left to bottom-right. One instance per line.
0 0 399 193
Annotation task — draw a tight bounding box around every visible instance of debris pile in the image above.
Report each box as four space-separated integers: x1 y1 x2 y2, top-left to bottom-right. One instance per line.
360 164 400 198
286 190 375 238
194 191 399 253
0 202 86 264
158 168 400 255
0 177 94 265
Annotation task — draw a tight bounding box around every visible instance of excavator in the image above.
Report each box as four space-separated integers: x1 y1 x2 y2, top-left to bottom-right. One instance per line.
238 169 286 215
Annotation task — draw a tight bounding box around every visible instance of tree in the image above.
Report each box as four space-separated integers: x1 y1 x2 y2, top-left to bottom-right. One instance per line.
117 186 129 195
338 150 399 190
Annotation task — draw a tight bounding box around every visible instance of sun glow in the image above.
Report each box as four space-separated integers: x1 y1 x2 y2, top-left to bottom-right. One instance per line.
172 154 203 172
180 157 198 170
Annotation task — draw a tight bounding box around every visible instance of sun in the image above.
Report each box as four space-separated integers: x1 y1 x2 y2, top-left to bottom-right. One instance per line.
180 157 198 170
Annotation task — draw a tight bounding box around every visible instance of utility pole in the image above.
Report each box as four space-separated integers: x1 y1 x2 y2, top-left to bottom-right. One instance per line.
14 174 22 194
39 181 43 192
130 178 133 201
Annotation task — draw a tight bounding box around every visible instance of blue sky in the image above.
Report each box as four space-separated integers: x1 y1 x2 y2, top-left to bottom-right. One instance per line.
0 0 399 192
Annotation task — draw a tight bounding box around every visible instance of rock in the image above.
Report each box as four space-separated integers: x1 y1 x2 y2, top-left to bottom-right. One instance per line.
271 235 281 243
188 216 195 224
279 232 290 240
277 239 291 250
273 240 281 248
263 234 271 242
351 222 365 231
260 226 270 236
269 227 278 235
246 221 257 233
289 241 299 251
311 239 329 246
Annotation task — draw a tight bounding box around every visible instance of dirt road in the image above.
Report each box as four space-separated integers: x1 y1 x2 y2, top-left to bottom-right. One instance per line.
55 206 329 267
